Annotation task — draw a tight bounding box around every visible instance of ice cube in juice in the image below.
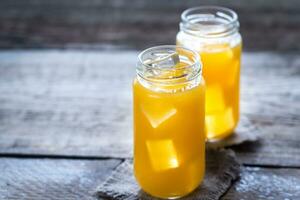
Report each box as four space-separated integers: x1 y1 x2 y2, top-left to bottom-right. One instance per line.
201 44 241 139
133 78 205 198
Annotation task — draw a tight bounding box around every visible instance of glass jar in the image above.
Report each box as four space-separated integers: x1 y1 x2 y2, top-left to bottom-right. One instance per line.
133 45 205 199
177 6 242 140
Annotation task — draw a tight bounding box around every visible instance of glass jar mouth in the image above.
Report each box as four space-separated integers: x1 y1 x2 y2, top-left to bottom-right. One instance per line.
137 45 202 84
181 6 239 37
137 45 202 92
138 45 201 72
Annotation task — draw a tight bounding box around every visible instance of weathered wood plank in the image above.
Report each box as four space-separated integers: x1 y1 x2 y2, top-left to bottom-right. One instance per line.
232 125 300 167
222 166 300 200
234 53 300 167
0 157 121 200
1 157 299 200
0 50 135 158
0 0 300 50
0 50 299 167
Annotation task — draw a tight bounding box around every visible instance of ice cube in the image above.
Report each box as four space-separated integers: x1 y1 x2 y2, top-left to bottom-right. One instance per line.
146 140 179 171
205 85 226 113
144 52 179 69
141 103 177 128
206 107 234 138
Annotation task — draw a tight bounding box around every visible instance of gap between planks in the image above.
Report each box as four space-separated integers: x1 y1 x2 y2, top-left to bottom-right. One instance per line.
1 153 300 170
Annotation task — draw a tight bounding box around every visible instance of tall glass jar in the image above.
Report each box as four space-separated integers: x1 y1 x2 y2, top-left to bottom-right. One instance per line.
133 45 205 199
177 6 242 140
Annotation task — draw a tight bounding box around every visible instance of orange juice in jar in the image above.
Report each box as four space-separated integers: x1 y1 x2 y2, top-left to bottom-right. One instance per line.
133 46 205 199
177 6 242 140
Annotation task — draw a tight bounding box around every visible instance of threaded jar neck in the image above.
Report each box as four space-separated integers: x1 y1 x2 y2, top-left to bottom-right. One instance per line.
180 6 239 38
136 45 202 93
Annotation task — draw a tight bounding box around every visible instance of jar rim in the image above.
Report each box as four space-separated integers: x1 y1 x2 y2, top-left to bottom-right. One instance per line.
136 45 202 87
181 6 239 37
138 45 201 72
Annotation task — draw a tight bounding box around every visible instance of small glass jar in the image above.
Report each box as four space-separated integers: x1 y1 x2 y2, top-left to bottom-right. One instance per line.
133 45 205 199
177 6 242 140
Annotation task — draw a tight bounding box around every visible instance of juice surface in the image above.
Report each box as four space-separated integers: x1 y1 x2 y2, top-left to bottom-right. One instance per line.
133 78 205 198
201 44 241 140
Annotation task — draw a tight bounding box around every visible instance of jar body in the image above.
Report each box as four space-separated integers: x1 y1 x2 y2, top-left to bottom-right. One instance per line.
177 31 242 140
133 77 205 199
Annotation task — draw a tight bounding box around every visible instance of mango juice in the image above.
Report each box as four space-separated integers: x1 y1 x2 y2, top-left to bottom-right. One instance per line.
201 44 241 139
133 46 205 199
177 6 242 140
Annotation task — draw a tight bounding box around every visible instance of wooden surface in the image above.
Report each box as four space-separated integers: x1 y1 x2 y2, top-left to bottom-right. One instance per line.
223 167 300 200
0 0 300 51
1 158 300 200
0 158 121 200
1 50 300 199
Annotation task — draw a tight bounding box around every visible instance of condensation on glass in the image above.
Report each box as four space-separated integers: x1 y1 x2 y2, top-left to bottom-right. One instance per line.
133 45 205 199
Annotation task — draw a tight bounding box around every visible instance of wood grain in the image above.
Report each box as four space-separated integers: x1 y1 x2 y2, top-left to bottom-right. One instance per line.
222 166 300 200
0 50 299 167
0 157 299 200
234 53 300 167
0 0 300 50
0 50 135 158
0 157 121 200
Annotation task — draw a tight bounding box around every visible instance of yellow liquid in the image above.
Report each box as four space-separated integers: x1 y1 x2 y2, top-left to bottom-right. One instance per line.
133 77 205 198
201 44 241 140
177 39 242 140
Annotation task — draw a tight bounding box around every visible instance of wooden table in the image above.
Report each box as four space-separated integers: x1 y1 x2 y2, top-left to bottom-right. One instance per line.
1 50 300 199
